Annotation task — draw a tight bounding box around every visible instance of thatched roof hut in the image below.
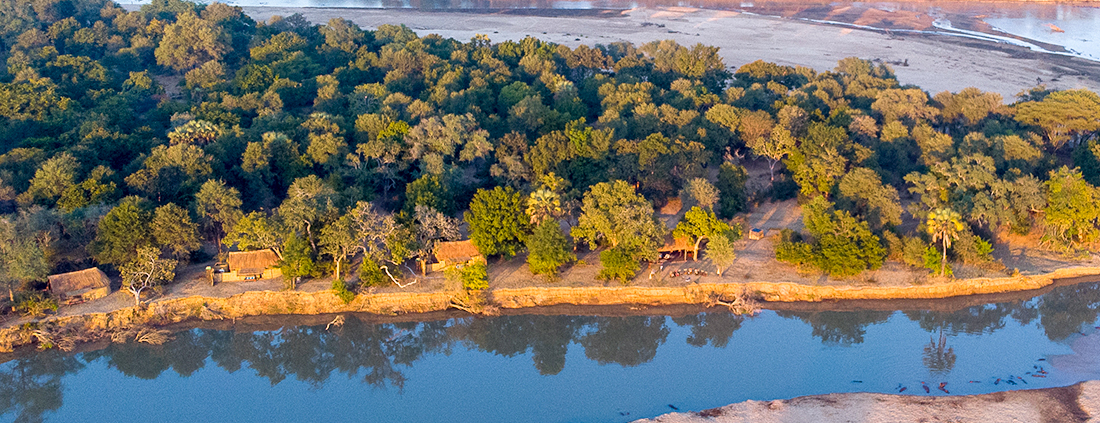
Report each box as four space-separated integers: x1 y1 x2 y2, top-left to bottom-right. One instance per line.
48 267 111 301
658 234 693 253
226 250 280 275
433 240 483 268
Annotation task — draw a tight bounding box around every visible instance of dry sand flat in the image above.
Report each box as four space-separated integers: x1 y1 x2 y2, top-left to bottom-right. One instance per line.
237 6 1100 100
635 380 1100 423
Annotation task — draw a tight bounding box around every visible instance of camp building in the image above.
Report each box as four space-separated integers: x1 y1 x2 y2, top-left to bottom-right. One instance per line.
48 267 112 301
218 250 282 282
432 240 485 272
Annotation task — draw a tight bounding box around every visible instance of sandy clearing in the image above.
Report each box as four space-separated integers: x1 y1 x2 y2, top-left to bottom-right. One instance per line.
228 6 1100 100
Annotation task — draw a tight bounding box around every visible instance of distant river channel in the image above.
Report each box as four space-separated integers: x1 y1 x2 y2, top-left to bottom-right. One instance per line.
121 0 1100 61
6 279 1100 422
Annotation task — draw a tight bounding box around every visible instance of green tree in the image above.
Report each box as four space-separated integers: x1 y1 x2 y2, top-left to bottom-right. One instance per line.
125 144 213 203
1015 89 1100 149
194 180 243 254
571 180 666 258
526 220 575 281
120 247 177 307
1043 166 1100 248
278 175 337 251
57 166 118 212
92 198 154 266
155 12 230 72
465 186 531 257
751 125 794 183
926 208 965 276
680 178 719 211
152 203 201 260
319 214 359 281
223 212 287 259
715 162 748 218
0 233 49 308
673 206 737 261
168 120 221 145
279 233 315 289
597 246 640 284
704 233 737 276
836 168 903 231
18 152 79 206
526 188 563 226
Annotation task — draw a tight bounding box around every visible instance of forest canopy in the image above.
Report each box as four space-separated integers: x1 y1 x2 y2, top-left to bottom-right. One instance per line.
2 0 1100 307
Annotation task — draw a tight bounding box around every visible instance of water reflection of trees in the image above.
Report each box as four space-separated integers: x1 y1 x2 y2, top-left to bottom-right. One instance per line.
0 352 82 423
1037 282 1100 341
7 282 1100 421
671 312 743 348
922 329 956 375
775 310 892 345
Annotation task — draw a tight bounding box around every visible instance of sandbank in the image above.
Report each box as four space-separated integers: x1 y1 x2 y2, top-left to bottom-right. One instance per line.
636 380 1099 423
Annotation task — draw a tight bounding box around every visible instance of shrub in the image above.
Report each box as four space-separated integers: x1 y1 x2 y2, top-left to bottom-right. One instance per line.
446 262 489 291
901 236 929 268
332 279 356 304
358 259 389 288
923 246 951 276
597 246 639 284
16 292 58 317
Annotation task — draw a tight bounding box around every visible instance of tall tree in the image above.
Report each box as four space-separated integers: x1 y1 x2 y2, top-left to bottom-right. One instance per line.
926 208 964 276
278 175 337 251
704 233 737 276
1043 166 1100 248
223 212 286 259
92 198 154 266
194 180 243 254
571 180 666 262
680 178 719 211
465 186 531 257
673 206 736 261
526 220 575 281
319 214 359 281
155 12 230 72
152 203 201 260
120 247 177 307
1015 89 1100 149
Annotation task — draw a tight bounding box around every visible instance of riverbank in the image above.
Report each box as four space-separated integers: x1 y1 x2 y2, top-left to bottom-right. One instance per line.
636 380 1099 422
3 265 1098 353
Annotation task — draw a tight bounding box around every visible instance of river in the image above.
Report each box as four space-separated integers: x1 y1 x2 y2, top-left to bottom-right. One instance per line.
5 280 1100 422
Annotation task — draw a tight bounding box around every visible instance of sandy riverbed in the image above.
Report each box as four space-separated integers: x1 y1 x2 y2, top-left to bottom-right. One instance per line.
221 5 1100 100
636 380 1100 423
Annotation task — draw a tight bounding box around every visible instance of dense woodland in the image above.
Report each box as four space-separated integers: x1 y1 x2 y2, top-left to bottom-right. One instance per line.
2 0 1100 313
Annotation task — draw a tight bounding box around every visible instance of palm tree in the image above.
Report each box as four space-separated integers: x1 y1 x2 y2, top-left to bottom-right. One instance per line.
526 189 562 225
926 208 964 276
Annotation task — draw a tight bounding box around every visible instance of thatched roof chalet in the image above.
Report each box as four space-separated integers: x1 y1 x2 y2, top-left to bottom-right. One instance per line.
227 250 280 275
658 234 693 253
48 268 111 298
434 240 482 264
